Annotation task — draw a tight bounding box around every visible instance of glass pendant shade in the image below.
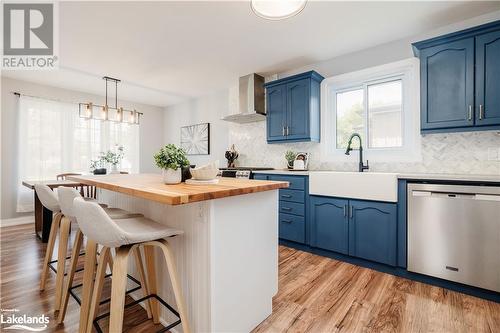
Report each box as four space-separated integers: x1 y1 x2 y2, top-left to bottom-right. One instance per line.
251 0 307 20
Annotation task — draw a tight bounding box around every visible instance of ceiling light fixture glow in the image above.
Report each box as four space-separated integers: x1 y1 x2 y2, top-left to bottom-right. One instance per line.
251 0 307 20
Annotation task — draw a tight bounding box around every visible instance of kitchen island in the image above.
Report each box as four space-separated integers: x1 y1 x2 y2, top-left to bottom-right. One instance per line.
68 174 288 332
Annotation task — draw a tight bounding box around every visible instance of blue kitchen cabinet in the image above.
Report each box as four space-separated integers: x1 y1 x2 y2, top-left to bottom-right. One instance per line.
476 30 500 126
413 20 500 133
253 174 269 180
310 196 349 254
265 71 323 143
418 38 475 131
348 200 397 266
266 85 287 141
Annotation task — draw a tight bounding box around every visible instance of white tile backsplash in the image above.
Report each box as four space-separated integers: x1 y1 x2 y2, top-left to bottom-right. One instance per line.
228 121 500 175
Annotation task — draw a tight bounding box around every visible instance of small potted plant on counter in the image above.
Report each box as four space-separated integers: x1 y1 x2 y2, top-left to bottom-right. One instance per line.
285 150 296 170
154 144 190 184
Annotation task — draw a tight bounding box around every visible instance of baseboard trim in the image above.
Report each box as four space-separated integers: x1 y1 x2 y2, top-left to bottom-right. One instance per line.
0 215 34 228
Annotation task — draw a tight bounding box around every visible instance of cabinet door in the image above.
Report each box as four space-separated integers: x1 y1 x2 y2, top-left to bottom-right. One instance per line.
476 30 500 126
266 85 287 141
420 38 475 130
310 196 348 254
286 78 310 140
348 200 397 266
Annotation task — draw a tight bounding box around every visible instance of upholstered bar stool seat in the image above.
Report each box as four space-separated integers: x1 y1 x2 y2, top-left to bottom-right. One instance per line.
73 198 191 333
56 187 144 324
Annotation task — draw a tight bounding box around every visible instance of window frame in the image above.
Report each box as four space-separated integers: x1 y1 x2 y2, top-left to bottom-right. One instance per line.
321 58 421 163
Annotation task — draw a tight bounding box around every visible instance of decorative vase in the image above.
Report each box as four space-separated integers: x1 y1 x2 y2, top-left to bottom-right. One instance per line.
162 168 182 184
181 165 194 182
93 168 107 175
287 161 294 170
110 164 119 174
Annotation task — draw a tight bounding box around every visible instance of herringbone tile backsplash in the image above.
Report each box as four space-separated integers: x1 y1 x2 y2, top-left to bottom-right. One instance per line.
228 122 500 175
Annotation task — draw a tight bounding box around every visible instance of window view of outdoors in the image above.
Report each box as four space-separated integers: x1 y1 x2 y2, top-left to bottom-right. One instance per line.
368 80 403 148
336 88 364 149
335 79 403 150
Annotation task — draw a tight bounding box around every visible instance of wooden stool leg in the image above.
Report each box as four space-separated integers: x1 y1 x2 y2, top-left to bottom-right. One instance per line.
144 245 160 324
57 230 84 324
86 247 110 333
79 240 97 333
157 239 191 333
109 246 131 333
40 212 61 291
134 246 152 319
54 216 71 312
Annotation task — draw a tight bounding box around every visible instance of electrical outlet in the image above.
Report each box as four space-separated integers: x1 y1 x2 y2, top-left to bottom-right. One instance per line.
487 147 500 161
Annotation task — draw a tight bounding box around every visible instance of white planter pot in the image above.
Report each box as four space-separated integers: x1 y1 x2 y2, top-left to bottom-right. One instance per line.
162 168 181 184
110 164 119 174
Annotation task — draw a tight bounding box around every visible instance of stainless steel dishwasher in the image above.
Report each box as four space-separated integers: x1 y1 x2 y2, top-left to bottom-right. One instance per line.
408 183 500 292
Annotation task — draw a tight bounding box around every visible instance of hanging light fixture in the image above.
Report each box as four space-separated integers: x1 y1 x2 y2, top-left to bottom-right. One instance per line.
251 0 307 20
78 76 142 125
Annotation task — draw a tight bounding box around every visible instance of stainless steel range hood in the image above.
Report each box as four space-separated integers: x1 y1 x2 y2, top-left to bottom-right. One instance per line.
222 73 266 123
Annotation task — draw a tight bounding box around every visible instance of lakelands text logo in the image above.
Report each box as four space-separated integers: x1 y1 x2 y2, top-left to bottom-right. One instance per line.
1 308 49 331
2 2 58 69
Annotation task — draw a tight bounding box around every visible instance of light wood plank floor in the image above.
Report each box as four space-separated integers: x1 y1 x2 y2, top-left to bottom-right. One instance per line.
1 223 499 333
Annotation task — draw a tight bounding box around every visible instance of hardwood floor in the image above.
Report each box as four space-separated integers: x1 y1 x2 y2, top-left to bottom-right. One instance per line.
253 247 500 333
1 223 499 333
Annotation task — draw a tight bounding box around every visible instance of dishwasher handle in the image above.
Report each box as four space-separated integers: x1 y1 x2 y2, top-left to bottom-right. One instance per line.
411 190 500 201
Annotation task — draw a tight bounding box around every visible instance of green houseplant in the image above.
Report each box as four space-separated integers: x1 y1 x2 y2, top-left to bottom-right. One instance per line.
285 150 296 169
154 144 190 184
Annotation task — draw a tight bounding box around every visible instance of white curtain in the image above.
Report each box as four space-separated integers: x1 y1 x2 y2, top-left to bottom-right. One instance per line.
17 96 140 212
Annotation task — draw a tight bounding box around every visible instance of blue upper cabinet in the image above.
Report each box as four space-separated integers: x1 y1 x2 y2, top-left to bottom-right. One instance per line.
265 71 324 143
413 20 500 133
476 30 500 126
419 38 475 131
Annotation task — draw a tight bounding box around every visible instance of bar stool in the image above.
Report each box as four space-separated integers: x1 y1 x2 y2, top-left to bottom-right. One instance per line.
55 186 145 325
73 197 191 333
34 185 138 313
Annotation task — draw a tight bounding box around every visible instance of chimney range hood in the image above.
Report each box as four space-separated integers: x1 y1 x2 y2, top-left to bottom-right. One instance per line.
222 73 266 123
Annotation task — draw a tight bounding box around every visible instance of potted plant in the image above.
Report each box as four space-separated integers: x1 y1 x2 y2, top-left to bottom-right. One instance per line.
90 158 107 175
104 145 124 174
154 144 190 184
285 150 296 170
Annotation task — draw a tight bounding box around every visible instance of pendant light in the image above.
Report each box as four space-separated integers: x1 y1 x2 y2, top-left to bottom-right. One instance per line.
251 0 307 20
78 76 142 125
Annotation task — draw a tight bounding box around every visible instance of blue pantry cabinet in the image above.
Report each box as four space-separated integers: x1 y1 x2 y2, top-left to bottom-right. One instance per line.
413 20 500 133
264 71 324 143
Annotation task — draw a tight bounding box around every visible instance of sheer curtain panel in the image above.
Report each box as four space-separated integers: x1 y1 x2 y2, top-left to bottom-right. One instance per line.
16 96 139 212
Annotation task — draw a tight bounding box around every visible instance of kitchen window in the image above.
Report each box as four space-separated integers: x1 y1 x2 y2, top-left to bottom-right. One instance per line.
322 58 421 162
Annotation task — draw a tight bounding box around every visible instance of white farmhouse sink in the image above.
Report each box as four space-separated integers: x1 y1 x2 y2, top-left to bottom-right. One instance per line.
309 172 398 202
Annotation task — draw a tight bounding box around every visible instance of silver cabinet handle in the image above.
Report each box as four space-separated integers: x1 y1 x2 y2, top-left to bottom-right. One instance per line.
349 205 353 219
281 219 292 224
468 105 473 121
343 205 347 217
281 194 292 198
479 104 484 120
282 207 292 211
282 126 286 136
285 126 289 136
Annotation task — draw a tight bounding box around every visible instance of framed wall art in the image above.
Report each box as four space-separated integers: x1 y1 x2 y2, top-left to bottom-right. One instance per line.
180 122 210 155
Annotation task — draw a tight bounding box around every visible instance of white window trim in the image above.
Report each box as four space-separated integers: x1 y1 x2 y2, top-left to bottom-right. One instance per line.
320 58 422 163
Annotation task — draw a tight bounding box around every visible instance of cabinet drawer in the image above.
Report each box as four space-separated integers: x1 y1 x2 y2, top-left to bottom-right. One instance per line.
279 189 305 203
279 213 305 243
253 174 268 180
269 175 305 190
279 201 305 216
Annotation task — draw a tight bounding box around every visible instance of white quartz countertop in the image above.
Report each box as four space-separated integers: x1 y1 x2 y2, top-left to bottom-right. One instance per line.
253 170 500 183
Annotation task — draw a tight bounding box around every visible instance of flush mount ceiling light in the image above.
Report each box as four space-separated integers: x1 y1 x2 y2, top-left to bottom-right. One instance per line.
251 0 307 20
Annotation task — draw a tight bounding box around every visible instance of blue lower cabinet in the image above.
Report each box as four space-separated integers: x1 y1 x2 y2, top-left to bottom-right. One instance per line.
279 201 305 216
279 189 305 203
253 174 269 180
348 200 397 266
268 175 305 190
310 196 349 255
279 213 305 243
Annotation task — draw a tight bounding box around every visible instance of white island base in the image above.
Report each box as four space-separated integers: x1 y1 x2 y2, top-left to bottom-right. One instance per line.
101 189 279 332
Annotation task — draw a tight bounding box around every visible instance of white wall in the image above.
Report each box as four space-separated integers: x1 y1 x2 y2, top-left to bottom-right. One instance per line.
163 11 500 175
163 90 230 167
1 76 165 219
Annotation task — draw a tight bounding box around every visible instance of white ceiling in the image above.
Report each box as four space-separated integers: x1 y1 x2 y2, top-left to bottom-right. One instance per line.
3 1 500 107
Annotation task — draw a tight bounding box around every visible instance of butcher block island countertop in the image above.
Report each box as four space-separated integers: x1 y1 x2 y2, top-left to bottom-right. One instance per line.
67 173 288 205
